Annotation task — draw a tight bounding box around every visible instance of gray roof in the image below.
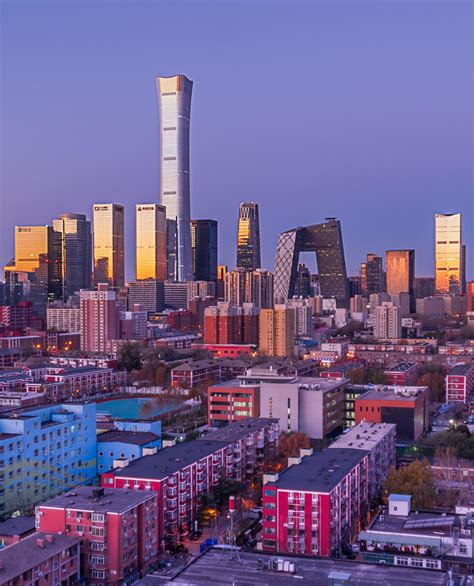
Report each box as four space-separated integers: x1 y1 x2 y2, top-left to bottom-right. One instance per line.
0 532 81 582
0 515 35 536
199 418 278 443
268 449 368 492
40 486 157 513
449 364 474 376
136 548 449 585
97 430 160 446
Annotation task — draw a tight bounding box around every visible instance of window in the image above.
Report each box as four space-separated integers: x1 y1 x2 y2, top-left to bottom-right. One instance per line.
264 489 276 497
410 559 423 568
459 543 468 555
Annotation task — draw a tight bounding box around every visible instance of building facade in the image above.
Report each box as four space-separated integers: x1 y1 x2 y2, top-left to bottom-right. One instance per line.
445 364 474 404
190 219 218 282
386 250 415 313
259 306 295 358
93 203 125 288
136 204 167 281
435 213 463 295
80 284 120 353
208 379 260 427
236 202 261 270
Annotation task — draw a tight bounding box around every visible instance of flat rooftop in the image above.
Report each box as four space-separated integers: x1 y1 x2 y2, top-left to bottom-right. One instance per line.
97 430 159 446
210 379 258 390
449 364 474 376
0 515 35 536
357 386 426 402
136 548 448 585
329 422 396 451
0 532 81 582
40 486 157 513
198 418 277 442
367 509 465 539
385 362 417 372
268 448 367 492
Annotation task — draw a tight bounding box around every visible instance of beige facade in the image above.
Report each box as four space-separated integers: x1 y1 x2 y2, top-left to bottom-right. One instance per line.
259 305 295 357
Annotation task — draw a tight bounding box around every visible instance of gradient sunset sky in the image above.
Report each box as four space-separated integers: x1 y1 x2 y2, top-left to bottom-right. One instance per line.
1 0 472 279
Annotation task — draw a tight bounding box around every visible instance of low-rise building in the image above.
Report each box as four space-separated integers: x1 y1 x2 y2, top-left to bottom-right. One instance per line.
0 532 81 586
0 516 35 548
171 359 221 389
97 430 161 473
36 486 159 585
319 361 365 380
42 365 127 400
208 379 260 427
329 422 396 500
384 362 419 386
262 448 369 557
354 385 429 441
0 348 21 367
446 363 474 404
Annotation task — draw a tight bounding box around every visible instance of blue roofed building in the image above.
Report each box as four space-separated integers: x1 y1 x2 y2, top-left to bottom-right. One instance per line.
97 429 161 473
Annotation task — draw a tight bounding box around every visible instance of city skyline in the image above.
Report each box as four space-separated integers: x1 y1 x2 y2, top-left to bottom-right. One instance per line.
1 1 472 279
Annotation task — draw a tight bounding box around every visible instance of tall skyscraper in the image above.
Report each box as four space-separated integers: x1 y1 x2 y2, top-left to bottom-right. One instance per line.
53 213 92 300
364 253 384 295
156 74 193 282
93 204 125 288
4 226 62 316
136 203 167 281
247 269 274 309
80 283 119 352
435 213 463 295
225 268 248 306
237 202 261 270
386 249 415 313
190 219 218 282
467 281 474 312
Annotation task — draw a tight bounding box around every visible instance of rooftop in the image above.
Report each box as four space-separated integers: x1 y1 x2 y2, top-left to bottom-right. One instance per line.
40 486 157 513
171 359 219 372
199 418 278 443
449 364 474 376
209 379 258 390
135 548 448 585
268 448 367 492
356 385 427 402
0 516 35 536
0 532 81 582
329 422 396 451
97 430 159 446
385 362 417 373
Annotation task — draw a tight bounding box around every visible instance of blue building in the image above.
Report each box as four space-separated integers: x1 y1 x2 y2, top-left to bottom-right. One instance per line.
0 403 96 517
97 428 161 473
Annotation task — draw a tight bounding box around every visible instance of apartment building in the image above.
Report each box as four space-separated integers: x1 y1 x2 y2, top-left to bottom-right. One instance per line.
0 532 81 586
384 362 419 386
329 422 396 500
37 486 158 585
262 448 369 557
102 419 279 544
170 359 221 389
97 430 161 473
446 364 474 404
42 365 127 399
0 403 96 516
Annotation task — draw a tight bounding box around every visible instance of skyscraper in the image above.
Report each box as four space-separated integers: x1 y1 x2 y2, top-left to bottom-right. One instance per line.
53 213 92 300
136 204 167 281
236 202 261 270
364 253 384 295
93 203 125 288
156 74 193 282
435 213 463 295
248 269 274 309
190 219 218 281
4 226 62 316
386 249 415 312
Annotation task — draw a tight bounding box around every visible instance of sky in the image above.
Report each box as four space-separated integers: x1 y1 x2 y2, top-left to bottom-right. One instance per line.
1 0 473 281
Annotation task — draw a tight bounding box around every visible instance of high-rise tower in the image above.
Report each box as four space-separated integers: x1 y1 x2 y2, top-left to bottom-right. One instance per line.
435 213 463 295
93 203 125 288
136 204 167 281
190 219 218 282
53 213 92 300
386 249 415 312
236 202 261 270
156 74 193 282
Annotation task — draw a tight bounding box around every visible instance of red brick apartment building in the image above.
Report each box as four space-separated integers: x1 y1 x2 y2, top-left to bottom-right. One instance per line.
102 419 279 544
384 362 419 386
262 448 369 557
36 486 158 586
0 532 81 586
446 364 474 403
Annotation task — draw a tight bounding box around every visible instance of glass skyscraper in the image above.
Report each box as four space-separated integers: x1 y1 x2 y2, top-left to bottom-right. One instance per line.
386 249 415 313
435 213 463 295
236 202 261 270
156 74 193 282
53 213 92 300
93 203 125 288
190 219 218 282
136 203 167 281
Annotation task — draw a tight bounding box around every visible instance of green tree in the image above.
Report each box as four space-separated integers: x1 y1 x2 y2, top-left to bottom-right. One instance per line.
383 459 436 509
118 342 142 372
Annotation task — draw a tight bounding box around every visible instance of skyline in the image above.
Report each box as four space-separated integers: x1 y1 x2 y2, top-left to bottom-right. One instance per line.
1 1 472 279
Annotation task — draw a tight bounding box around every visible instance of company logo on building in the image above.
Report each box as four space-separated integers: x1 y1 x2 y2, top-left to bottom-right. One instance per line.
137 206 154 212
94 206 109 211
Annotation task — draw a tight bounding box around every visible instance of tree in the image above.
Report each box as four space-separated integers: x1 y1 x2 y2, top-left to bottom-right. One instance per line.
434 447 462 507
278 432 310 465
417 372 445 402
383 459 436 509
118 342 142 372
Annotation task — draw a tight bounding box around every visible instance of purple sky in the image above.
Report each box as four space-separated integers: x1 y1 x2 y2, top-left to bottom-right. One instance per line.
1 0 473 280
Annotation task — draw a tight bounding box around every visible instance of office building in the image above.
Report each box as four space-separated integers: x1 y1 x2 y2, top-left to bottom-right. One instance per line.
236 202 261 270
0 403 96 516
386 249 415 312
190 219 218 282
260 376 346 438
128 279 165 313
164 281 189 309
93 203 125 287
37 486 159 585
274 220 349 305
247 269 274 309
208 380 260 427
435 213 463 294
445 364 474 404
354 385 429 441
0 533 81 586
262 448 369 557
4 226 62 317
136 203 167 281
102 419 279 544
156 74 193 282
467 281 474 312
362 253 384 295
259 306 295 358
80 284 120 352
374 302 401 339
53 213 92 300
329 422 396 501
414 276 435 299
294 263 312 298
